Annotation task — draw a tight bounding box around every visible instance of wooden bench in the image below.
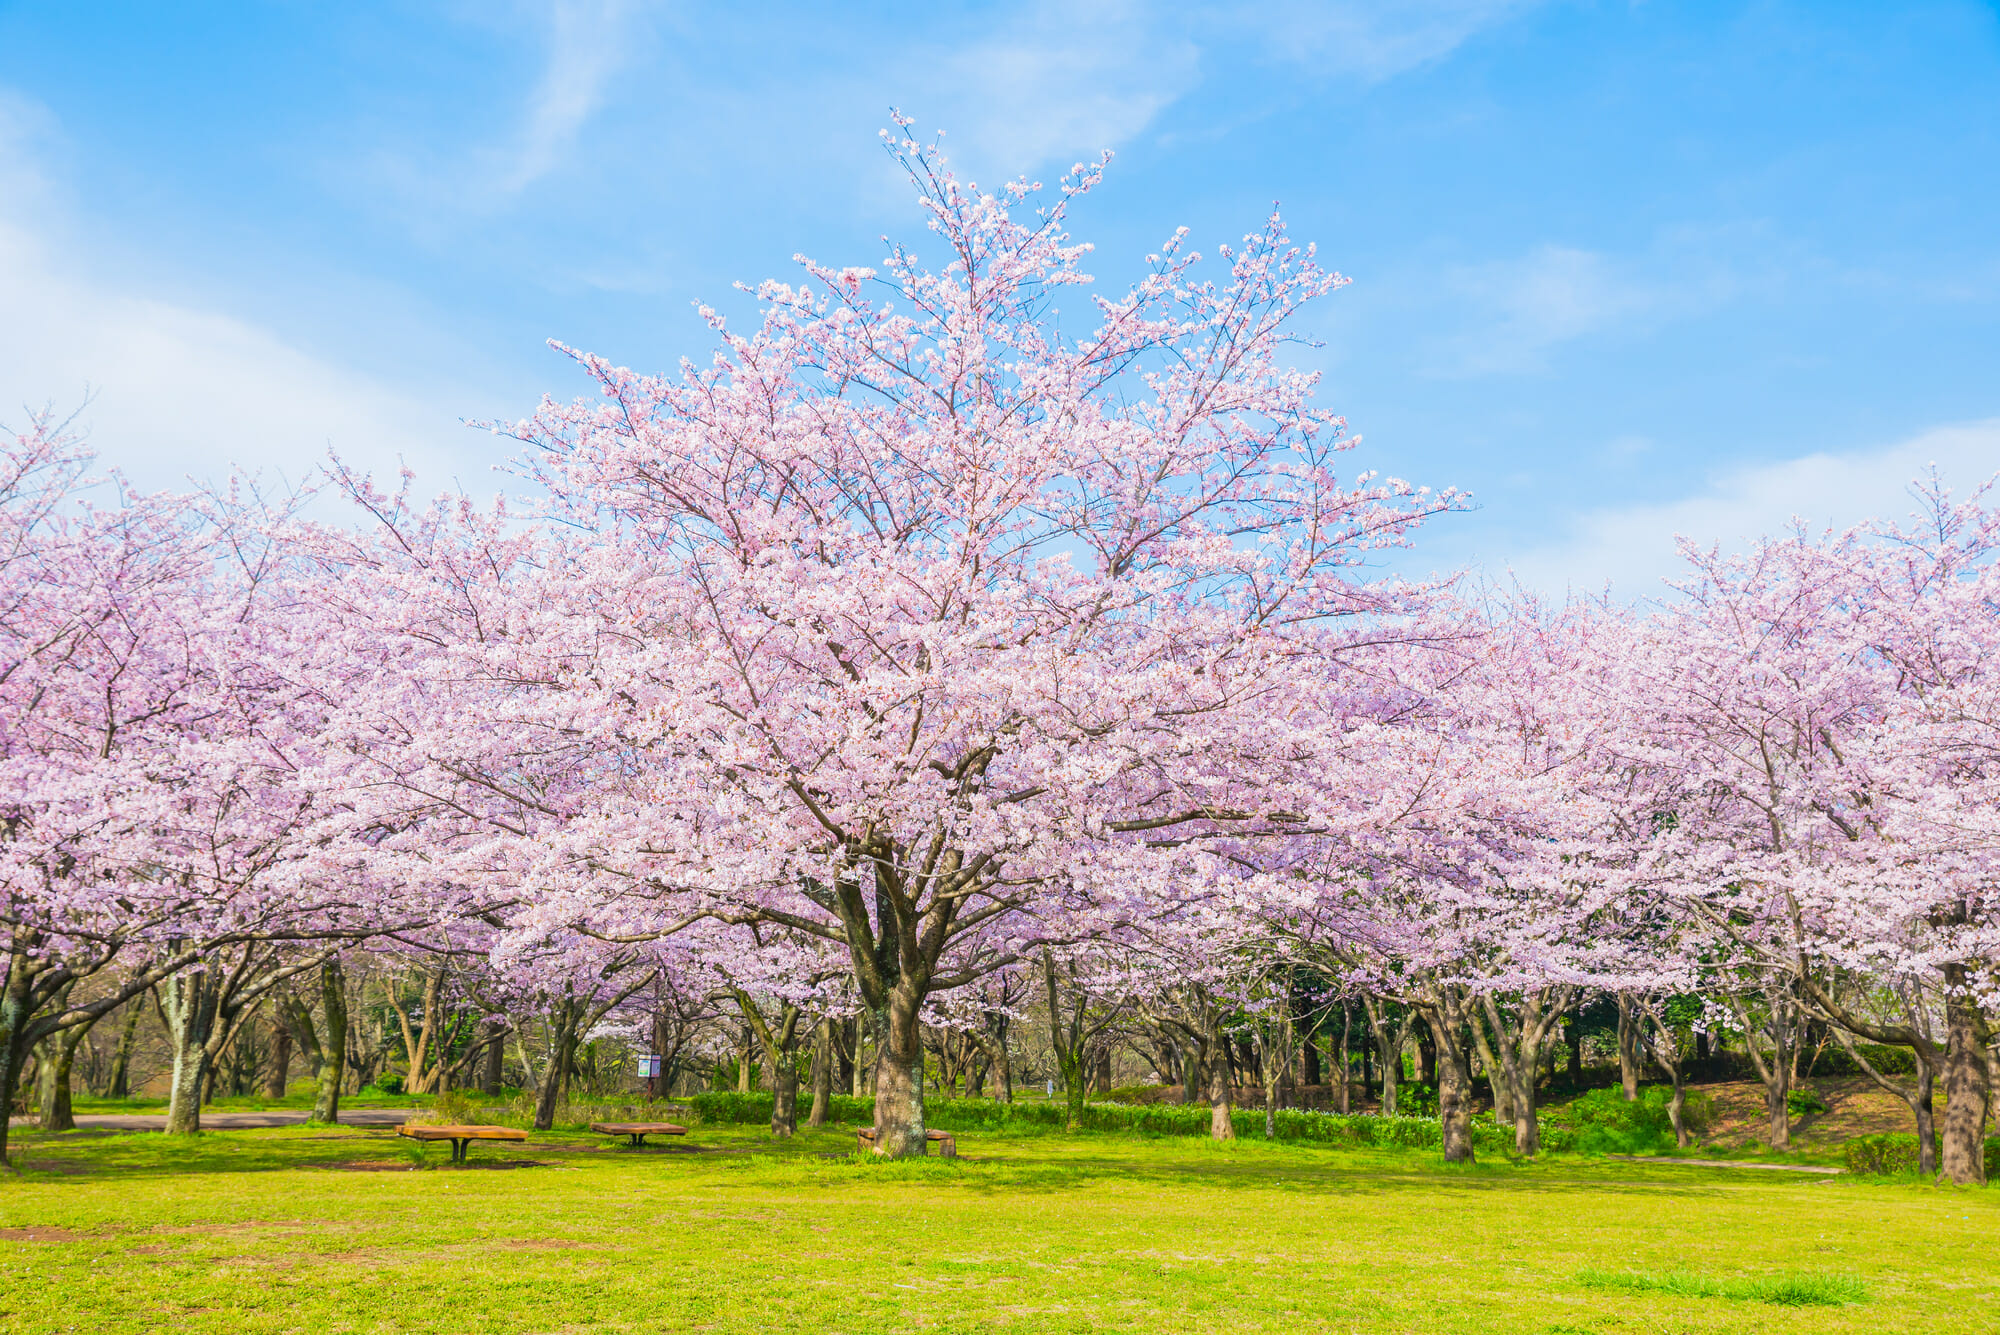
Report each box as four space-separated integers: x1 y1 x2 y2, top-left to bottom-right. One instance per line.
589 1121 688 1147
397 1123 529 1163
854 1127 957 1158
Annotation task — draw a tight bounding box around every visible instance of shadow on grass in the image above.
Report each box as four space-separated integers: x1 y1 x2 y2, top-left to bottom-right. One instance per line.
3 1122 1859 1208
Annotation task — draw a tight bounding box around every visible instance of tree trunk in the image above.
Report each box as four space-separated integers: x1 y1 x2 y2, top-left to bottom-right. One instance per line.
160 969 221 1135
1914 1057 1937 1177
1565 1019 1582 1089
1422 999 1475 1163
1469 1007 1512 1130
1362 998 1407 1117
1666 1063 1688 1146
311 960 348 1125
990 1024 1014 1103
771 1045 799 1137
1303 1031 1321 1088
1041 951 1091 1131
1206 1020 1235 1141
107 997 142 1098
37 1016 99 1132
1730 992 1793 1149
869 991 928 1157
1938 967 1990 1185
808 1019 832 1127
265 1018 292 1100
1336 1009 1350 1115
481 1020 505 1097
533 1002 582 1132
1491 990 1565 1158
1616 994 1641 1101
0 1006 33 1169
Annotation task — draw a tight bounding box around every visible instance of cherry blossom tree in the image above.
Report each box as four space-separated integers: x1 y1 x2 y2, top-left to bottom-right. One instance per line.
317 126 1453 1156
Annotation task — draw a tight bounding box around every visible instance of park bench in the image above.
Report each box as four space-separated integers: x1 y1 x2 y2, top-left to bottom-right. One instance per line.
589 1121 688 1147
854 1127 956 1158
397 1123 529 1164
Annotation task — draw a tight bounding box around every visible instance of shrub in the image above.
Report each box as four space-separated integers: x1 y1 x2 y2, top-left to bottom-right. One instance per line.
1786 1087 1829 1117
1844 1132 2000 1178
405 1089 478 1127
372 1073 406 1095
1810 1043 1916 1077
1544 1085 1703 1155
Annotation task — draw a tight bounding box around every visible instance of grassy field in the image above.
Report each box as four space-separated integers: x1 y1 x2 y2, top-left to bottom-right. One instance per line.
1 1120 1992 1334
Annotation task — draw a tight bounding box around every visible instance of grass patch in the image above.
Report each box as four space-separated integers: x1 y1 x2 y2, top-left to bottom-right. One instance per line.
1 1121 1988 1332
1578 1266 1869 1306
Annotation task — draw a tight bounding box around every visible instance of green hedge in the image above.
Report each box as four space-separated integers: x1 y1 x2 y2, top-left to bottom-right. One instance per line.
687 1091 1523 1153
1843 1132 2000 1178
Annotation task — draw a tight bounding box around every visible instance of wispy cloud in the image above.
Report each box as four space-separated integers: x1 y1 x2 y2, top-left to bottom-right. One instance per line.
907 0 1541 183
1423 242 1743 376
1252 0 1545 81
918 0 1201 181
1503 419 2000 596
498 0 640 192
0 100 486 496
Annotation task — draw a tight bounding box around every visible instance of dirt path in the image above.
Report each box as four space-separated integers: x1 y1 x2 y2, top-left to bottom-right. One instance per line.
1607 1154 1841 1175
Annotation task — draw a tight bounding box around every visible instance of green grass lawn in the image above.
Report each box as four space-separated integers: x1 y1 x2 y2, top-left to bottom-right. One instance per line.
2 1120 1992 1333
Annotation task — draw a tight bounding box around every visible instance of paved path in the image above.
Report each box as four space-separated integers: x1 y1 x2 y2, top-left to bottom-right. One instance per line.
1609 1154 1841 1174
9 1108 418 1131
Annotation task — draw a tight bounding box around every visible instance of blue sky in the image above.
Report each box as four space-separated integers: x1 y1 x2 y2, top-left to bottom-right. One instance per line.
3 1 1997 592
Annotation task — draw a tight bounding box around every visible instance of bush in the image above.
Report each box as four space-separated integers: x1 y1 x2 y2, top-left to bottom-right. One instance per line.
1786 1087 1829 1117
1810 1043 1917 1078
1545 1085 1709 1155
372 1073 406 1095
405 1090 477 1127
1843 1132 2000 1178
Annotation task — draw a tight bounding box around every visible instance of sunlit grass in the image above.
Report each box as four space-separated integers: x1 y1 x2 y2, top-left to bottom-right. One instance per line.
1 1121 1989 1333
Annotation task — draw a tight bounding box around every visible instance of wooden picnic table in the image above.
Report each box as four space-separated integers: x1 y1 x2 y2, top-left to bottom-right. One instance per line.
397 1123 529 1163
589 1121 688 1147
854 1127 957 1158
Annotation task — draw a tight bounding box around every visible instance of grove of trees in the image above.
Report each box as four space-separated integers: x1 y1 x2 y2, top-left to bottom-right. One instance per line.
5 131 1995 1181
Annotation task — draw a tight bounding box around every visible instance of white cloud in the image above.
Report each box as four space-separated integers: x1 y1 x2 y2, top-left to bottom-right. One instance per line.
923 0 1202 181
1428 245 1667 376
498 0 640 192
1423 242 1744 376
1504 419 2000 596
920 1 1540 181
1254 0 1544 81
0 98 488 499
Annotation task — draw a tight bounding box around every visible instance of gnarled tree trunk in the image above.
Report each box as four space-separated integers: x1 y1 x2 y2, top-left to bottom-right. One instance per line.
871 988 928 1156
1938 967 1990 1185
1420 992 1476 1164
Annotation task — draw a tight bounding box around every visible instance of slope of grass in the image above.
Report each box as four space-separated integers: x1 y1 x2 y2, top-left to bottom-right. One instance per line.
1 1120 1992 1333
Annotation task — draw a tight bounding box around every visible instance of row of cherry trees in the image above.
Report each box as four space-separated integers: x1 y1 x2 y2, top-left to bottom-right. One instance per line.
4 131 1994 1178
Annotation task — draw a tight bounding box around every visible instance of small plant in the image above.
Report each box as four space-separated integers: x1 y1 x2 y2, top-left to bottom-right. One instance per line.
1786 1086 1829 1117
373 1073 406 1095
